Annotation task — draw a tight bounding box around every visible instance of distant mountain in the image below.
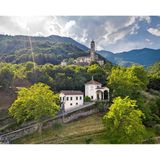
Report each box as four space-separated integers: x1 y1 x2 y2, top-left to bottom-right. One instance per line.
0 34 89 64
98 48 160 67
47 35 88 51
97 50 115 62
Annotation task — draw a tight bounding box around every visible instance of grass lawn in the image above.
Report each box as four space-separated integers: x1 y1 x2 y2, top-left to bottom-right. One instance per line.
13 113 109 144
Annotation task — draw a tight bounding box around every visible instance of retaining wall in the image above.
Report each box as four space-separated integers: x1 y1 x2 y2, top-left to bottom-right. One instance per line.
0 103 100 143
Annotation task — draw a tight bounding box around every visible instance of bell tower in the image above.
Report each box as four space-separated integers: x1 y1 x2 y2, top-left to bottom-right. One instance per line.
90 40 95 61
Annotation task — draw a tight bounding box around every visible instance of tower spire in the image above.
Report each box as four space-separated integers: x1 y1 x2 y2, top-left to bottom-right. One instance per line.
90 40 95 61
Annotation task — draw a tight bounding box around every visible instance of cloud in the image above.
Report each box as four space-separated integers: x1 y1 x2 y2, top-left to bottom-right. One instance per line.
0 16 156 52
109 41 150 53
102 17 149 44
147 27 160 36
139 16 151 24
103 22 140 45
145 38 153 45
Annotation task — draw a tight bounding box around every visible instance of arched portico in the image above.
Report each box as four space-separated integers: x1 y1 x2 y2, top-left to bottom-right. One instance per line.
96 90 103 100
96 87 110 101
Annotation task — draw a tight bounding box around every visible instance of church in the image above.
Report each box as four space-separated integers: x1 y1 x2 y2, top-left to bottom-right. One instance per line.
85 77 110 101
61 41 105 66
60 78 109 111
74 40 104 66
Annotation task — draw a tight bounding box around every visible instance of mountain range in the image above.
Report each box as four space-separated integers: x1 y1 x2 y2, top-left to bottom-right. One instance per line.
0 34 160 66
98 48 160 67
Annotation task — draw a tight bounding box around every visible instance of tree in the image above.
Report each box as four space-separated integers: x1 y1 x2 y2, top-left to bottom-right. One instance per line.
9 82 60 133
142 97 160 127
87 64 106 85
108 65 148 100
0 65 14 90
147 61 160 91
103 96 146 144
128 65 149 89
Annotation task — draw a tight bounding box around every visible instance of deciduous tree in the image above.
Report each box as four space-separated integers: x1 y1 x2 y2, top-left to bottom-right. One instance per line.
103 96 146 144
0 65 14 90
108 65 148 100
9 82 60 133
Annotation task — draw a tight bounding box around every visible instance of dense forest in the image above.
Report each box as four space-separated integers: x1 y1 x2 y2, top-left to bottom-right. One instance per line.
0 61 112 92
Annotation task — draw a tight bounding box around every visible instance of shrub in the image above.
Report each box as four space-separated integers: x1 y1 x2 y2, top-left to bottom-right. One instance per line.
96 101 106 112
84 96 91 102
85 137 92 144
154 124 160 135
143 137 157 144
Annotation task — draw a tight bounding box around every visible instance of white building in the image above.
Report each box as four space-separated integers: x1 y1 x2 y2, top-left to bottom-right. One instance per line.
85 78 109 101
60 90 84 111
74 56 91 64
61 60 67 66
97 60 104 66
60 78 109 111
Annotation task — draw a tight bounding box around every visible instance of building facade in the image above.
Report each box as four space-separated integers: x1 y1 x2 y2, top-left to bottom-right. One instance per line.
74 41 104 66
60 78 109 112
60 60 67 66
85 78 109 101
60 90 84 111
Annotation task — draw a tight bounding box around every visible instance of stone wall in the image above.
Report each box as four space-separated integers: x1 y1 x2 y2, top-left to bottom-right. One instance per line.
0 123 38 143
0 103 100 143
63 108 98 123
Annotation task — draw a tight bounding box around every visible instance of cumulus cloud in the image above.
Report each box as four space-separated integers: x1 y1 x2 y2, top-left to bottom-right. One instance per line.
147 27 160 36
109 41 150 53
0 16 157 52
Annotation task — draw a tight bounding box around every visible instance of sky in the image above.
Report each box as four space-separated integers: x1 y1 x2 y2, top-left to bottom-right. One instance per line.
0 16 160 53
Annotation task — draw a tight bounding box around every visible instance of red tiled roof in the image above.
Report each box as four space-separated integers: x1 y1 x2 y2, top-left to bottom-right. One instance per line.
85 80 102 85
60 90 83 95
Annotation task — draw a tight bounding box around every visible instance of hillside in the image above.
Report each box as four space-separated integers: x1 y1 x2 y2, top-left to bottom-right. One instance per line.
0 89 17 110
0 34 89 65
98 48 160 67
13 114 108 144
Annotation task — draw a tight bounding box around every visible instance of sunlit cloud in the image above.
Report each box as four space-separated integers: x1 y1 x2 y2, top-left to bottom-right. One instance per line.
0 16 160 52
147 27 160 37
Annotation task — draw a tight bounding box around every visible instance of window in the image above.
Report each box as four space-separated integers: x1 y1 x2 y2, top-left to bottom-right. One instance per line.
76 97 78 100
66 97 69 101
76 103 78 105
63 97 64 101
70 97 72 100
80 96 82 100
70 103 72 106
91 96 93 99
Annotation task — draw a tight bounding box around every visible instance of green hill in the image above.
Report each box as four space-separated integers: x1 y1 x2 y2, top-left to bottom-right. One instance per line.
0 34 89 65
